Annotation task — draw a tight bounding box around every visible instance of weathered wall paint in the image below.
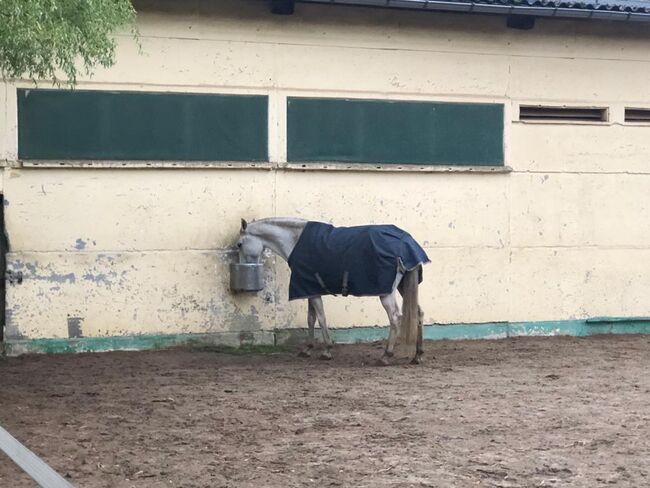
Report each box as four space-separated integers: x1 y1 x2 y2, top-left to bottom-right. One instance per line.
2 0 650 343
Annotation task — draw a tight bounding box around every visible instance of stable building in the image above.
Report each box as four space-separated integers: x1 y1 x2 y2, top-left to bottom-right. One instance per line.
1 0 650 353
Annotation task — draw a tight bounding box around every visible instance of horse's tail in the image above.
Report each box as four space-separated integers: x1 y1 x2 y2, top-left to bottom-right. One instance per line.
399 267 420 353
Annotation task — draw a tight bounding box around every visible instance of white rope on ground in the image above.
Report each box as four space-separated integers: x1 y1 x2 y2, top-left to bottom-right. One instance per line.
0 425 74 487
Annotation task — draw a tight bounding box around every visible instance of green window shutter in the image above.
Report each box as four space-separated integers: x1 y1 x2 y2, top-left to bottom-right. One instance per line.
18 89 268 161
287 97 504 166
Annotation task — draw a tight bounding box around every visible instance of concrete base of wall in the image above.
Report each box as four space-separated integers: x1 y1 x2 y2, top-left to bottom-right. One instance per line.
3 317 650 356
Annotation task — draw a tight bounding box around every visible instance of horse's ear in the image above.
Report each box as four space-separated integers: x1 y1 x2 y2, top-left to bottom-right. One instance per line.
240 218 248 232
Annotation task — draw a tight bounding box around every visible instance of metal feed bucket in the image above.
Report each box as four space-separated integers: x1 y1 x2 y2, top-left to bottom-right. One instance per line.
230 261 264 292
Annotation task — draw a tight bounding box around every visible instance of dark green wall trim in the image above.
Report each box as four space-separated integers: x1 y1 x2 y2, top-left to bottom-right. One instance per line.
4 318 650 356
586 316 650 324
17 89 268 161
3 331 276 356
287 97 504 166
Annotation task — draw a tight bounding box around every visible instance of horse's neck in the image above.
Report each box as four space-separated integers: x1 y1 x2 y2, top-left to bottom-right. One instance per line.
248 219 307 261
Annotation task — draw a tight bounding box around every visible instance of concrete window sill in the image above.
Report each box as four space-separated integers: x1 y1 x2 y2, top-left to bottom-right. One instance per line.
13 160 512 174
279 162 511 173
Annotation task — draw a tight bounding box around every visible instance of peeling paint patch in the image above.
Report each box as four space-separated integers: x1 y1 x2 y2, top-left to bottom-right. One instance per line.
96 254 115 264
170 294 210 321
36 272 76 284
82 272 115 288
11 260 76 283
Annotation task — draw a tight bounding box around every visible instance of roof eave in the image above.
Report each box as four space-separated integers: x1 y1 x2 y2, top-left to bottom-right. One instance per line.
297 0 650 22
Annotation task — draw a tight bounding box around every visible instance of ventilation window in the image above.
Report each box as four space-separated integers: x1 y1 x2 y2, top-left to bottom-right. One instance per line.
625 108 650 123
519 106 608 122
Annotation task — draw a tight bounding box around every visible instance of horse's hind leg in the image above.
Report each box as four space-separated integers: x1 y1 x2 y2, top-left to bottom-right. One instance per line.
311 297 333 360
411 305 425 365
378 291 401 366
298 299 317 358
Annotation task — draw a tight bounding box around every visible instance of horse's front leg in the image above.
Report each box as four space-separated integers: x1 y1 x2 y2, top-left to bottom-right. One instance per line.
378 292 401 366
298 299 317 358
311 297 333 360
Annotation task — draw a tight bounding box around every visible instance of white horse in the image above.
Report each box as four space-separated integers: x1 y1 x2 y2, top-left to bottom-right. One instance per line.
236 217 425 365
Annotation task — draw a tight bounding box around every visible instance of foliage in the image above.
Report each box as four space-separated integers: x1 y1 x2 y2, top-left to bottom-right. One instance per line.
0 0 137 85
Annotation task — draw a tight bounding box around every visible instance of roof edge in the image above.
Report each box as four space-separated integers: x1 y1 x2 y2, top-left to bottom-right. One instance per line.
297 0 650 22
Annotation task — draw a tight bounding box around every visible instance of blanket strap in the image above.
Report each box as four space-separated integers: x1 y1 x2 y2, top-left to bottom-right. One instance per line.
341 271 349 297
315 273 336 296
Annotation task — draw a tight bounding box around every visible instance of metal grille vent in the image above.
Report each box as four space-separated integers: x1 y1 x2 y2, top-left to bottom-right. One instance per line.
625 108 650 123
519 106 608 122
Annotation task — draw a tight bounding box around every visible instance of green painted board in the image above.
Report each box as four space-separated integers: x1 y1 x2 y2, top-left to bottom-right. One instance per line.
287 97 504 166
5 318 650 356
586 316 650 324
424 323 508 340
18 89 268 161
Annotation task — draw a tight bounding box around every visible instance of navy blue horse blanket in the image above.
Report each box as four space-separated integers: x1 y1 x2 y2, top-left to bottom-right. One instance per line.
287 222 430 300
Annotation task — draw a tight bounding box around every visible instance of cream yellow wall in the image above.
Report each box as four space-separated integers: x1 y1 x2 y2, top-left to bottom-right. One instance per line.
2 0 650 340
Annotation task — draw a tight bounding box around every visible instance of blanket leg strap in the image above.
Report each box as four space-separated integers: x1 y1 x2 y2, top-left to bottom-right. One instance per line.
315 273 336 297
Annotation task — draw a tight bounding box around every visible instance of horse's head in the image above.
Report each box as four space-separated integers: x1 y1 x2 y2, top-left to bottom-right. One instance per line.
236 218 264 264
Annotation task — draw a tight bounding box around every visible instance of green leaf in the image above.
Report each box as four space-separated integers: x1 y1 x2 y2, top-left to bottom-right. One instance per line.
0 0 138 87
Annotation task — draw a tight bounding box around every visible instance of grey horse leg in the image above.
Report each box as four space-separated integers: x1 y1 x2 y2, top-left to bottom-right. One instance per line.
311 297 333 360
378 291 401 366
411 305 425 364
298 299 317 357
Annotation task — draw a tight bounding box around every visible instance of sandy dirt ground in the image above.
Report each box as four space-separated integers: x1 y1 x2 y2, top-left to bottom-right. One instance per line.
0 335 649 488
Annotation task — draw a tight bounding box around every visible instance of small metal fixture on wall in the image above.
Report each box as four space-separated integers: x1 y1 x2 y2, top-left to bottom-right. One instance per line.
271 0 295 15
506 15 536 30
230 261 265 292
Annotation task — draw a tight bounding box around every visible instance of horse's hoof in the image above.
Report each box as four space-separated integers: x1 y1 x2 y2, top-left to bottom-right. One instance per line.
410 356 423 365
319 351 333 360
298 350 311 358
376 356 391 367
